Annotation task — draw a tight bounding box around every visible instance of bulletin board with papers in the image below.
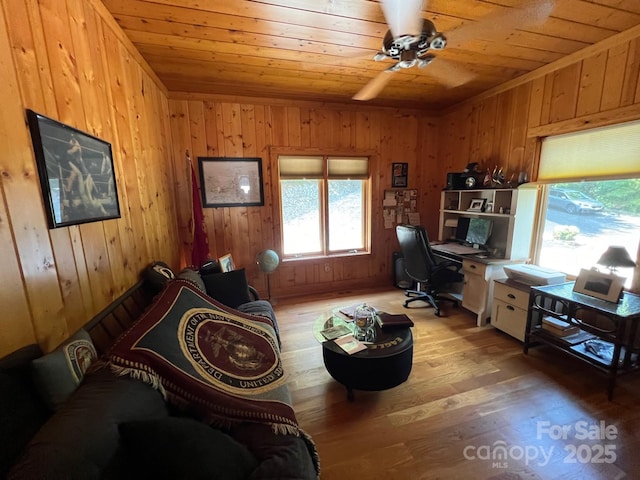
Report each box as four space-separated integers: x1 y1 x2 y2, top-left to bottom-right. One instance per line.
383 189 420 229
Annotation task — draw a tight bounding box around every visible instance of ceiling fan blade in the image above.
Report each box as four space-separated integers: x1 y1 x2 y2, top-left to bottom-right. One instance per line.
446 0 555 46
353 69 396 101
380 0 425 38
424 58 476 89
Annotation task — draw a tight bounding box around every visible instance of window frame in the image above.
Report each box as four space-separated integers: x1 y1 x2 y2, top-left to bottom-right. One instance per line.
529 120 640 289
273 150 373 261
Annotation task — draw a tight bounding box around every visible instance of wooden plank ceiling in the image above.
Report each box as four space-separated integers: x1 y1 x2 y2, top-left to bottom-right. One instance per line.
103 0 640 110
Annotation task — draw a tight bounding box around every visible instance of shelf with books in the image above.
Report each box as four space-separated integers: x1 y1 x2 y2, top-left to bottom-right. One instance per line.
524 283 640 400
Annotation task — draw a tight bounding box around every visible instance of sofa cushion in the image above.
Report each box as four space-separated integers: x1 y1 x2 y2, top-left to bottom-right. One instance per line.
118 417 258 480
0 346 49 479
177 267 206 293
31 329 97 410
8 368 169 480
201 268 251 308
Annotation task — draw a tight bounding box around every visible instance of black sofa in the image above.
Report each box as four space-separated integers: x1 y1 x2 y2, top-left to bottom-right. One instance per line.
1 264 318 479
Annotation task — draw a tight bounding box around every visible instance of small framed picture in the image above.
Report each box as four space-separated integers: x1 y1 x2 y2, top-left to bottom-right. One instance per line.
573 268 625 303
219 254 235 272
467 198 487 212
391 162 408 188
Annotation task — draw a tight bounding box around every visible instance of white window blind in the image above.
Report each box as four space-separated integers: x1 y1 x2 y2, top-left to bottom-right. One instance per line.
278 156 324 179
328 157 369 179
539 120 640 181
279 156 369 179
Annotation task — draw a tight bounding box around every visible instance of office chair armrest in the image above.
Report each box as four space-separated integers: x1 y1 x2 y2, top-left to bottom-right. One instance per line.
432 260 462 274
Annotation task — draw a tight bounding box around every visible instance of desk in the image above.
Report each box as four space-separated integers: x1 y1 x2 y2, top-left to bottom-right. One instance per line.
524 282 640 400
431 244 521 327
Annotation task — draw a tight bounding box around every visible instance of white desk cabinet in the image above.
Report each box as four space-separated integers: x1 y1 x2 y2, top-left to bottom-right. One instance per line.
491 279 531 341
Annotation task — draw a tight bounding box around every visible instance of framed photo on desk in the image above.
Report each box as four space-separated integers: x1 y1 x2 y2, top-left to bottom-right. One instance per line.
573 269 624 303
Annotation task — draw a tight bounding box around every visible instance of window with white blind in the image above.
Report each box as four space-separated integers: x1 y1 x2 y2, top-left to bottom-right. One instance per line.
534 121 640 287
278 155 370 258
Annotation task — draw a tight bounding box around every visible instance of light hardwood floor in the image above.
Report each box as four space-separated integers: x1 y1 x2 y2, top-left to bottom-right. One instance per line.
274 287 640 480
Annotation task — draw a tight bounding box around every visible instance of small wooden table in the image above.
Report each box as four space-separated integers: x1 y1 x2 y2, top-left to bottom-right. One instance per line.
524 282 640 400
314 312 413 401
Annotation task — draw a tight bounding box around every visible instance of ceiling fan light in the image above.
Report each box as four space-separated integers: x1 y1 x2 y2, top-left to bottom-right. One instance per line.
430 34 447 50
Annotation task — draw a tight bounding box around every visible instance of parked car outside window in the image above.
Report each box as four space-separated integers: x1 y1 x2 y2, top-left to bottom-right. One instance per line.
548 188 604 214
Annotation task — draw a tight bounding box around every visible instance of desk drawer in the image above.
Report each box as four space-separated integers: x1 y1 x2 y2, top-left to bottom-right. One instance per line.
494 281 529 310
462 259 486 277
492 300 527 342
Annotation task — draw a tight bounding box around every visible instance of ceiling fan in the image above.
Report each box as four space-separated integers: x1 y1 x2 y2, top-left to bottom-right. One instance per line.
353 0 555 101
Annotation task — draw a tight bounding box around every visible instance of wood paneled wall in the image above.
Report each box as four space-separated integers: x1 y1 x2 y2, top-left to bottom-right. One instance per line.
0 0 179 357
168 96 441 299
439 31 640 180
3 2 639 359
438 30 640 291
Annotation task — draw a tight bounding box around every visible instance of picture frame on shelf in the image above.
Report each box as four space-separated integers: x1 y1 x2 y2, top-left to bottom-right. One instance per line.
219 254 235 272
573 268 625 303
198 157 264 207
391 162 408 188
26 109 121 229
467 198 487 212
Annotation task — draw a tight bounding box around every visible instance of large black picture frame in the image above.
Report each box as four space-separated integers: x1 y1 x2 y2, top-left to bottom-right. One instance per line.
198 157 264 207
26 109 120 228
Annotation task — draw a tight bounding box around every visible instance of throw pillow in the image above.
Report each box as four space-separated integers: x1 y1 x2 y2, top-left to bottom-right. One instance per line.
177 267 206 293
200 259 222 275
118 417 258 480
201 268 251 308
143 261 175 293
31 329 97 411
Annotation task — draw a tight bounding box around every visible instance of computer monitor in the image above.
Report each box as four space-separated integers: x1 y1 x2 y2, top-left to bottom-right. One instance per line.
466 217 492 246
454 217 470 243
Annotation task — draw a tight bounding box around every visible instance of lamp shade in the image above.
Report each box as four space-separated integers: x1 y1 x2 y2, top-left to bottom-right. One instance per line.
597 246 637 270
256 249 280 273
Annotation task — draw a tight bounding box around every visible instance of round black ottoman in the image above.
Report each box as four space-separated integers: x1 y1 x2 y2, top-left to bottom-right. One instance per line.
322 326 413 400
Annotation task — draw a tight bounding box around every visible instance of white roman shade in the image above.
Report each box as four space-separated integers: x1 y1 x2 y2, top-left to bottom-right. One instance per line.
279 156 369 179
327 157 369 179
278 156 323 179
538 120 640 182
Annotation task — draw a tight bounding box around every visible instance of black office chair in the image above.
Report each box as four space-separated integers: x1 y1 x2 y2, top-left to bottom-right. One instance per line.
396 224 464 316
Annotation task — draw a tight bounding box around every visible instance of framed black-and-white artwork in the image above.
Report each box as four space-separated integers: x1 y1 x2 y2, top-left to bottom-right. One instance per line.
198 157 264 207
573 268 625 303
392 162 408 188
26 109 120 229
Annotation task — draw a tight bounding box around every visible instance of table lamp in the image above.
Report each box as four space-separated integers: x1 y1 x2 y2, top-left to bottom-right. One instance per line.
596 246 637 274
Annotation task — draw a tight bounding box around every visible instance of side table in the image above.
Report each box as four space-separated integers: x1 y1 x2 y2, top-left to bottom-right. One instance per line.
314 312 413 401
524 282 640 400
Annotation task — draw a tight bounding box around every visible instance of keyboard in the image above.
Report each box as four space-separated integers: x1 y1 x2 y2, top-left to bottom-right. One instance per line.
431 243 481 255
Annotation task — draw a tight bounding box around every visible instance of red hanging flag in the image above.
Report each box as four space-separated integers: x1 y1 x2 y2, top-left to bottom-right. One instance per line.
189 152 209 267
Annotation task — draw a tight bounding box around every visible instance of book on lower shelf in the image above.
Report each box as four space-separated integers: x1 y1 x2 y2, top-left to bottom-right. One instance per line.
542 329 595 346
376 312 414 329
541 316 579 336
334 335 367 355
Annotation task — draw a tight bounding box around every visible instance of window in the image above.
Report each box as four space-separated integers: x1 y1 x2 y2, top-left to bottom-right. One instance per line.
536 180 640 287
278 155 370 258
534 121 640 288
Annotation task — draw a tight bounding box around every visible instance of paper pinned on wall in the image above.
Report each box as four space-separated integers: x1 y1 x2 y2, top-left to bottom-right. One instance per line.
407 212 420 225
